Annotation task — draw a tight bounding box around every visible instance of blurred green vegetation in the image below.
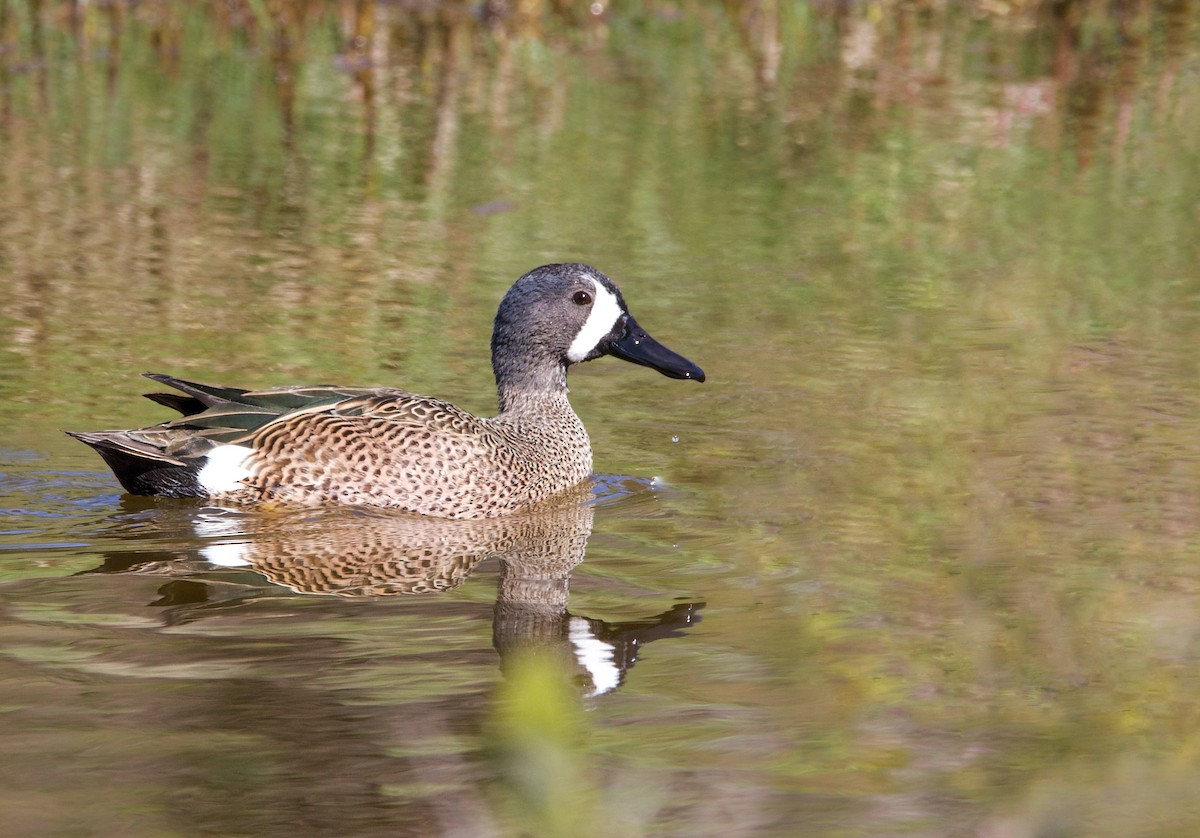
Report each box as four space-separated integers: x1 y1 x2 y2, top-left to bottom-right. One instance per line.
486 653 597 837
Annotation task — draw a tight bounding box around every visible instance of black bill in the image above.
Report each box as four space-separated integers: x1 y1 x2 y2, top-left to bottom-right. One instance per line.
608 316 705 382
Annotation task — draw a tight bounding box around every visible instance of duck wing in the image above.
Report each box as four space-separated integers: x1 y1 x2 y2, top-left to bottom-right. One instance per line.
68 373 417 496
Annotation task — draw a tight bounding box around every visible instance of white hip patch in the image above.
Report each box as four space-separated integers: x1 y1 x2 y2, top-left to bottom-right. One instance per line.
197 445 255 494
567 278 623 362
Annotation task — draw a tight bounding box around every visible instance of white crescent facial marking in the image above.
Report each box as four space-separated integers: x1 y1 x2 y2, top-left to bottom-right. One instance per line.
197 444 254 494
569 616 621 697
567 276 624 363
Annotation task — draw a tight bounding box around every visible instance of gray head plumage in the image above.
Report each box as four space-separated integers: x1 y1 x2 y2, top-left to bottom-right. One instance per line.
490 263 704 411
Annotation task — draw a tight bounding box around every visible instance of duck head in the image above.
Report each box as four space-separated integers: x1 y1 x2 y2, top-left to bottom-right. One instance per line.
492 263 706 396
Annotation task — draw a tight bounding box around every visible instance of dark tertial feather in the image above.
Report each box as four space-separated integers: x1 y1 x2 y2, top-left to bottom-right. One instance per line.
142 373 249 406
146 374 377 415
234 386 376 411
141 374 379 437
165 403 280 432
143 392 207 415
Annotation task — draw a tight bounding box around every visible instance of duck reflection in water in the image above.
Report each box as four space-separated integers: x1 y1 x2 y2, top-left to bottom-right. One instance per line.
84 482 703 698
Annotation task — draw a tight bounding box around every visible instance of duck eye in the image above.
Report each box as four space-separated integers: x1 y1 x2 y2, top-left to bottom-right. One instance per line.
572 290 593 306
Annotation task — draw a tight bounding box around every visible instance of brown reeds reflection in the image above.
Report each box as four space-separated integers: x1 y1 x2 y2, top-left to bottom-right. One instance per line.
7 1 1190 162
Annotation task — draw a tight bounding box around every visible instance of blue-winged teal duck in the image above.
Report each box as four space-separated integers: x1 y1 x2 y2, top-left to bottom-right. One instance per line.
69 263 705 518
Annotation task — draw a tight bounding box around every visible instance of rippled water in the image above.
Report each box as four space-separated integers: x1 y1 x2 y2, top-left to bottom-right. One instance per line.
3 2 1200 836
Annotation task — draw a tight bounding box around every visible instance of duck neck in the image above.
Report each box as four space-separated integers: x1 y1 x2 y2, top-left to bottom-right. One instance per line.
493 354 572 416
